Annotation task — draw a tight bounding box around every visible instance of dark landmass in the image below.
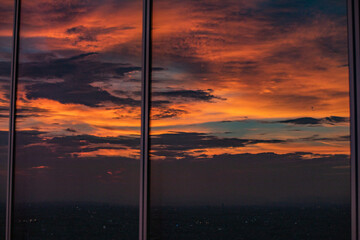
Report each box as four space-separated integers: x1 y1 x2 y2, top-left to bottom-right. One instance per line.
150 205 350 240
0 203 351 240
12 203 138 240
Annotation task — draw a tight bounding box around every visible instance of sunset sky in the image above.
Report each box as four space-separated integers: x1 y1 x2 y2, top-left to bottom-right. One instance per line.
150 0 350 205
0 0 352 205
13 0 143 204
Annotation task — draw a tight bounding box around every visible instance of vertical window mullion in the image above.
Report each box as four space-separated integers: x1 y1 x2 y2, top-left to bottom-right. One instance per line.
6 0 21 240
139 0 152 239
349 0 360 239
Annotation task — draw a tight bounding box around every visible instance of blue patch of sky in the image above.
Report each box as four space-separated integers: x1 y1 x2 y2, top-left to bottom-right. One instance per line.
151 118 349 141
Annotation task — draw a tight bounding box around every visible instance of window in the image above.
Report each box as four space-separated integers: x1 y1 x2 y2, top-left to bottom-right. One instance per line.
13 0 142 239
1 0 359 239
150 0 352 239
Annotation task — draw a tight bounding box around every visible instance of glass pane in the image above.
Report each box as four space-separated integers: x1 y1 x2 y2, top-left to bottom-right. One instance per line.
150 0 351 239
0 0 13 238
13 1 142 239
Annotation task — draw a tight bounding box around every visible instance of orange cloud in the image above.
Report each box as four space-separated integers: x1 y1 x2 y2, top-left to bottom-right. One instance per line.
31 166 50 169
7 0 350 160
150 0 350 157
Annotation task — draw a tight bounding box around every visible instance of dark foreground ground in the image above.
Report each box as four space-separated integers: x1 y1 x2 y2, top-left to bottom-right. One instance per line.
0 203 351 240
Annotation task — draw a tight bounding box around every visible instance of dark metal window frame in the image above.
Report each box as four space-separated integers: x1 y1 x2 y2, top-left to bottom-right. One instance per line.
4 0 360 240
139 0 152 239
349 0 360 239
6 0 20 239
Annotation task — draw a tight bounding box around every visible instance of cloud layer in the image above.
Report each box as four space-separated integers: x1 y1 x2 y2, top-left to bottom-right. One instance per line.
0 0 351 206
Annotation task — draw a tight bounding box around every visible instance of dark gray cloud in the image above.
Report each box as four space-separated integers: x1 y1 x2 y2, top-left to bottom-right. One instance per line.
6 130 286 162
19 52 141 107
10 130 140 161
15 130 46 146
154 89 225 101
65 128 77 133
13 133 141 159
49 134 140 149
10 127 349 166
152 67 165 71
151 132 285 152
300 134 350 142
7 129 350 205
19 52 140 80
279 116 349 125
152 108 188 119
151 89 226 118
26 81 140 107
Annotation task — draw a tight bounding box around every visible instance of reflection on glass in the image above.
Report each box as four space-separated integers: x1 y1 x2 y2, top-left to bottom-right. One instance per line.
0 0 14 238
150 0 351 239
13 0 142 239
